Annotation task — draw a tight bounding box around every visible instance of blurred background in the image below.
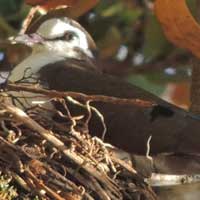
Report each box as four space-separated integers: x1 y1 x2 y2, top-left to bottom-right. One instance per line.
0 0 197 109
1 1 200 199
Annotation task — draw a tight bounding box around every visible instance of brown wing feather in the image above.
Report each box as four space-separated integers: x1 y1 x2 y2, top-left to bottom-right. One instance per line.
40 60 200 156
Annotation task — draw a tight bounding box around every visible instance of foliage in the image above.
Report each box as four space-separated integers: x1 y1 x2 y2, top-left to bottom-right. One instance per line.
0 174 40 200
0 175 17 200
0 0 196 106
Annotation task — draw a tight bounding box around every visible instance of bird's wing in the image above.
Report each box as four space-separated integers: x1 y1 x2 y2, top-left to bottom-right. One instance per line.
39 61 200 157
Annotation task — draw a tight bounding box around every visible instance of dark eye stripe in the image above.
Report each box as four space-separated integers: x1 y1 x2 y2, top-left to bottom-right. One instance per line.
65 32 74 41
40 31 78 41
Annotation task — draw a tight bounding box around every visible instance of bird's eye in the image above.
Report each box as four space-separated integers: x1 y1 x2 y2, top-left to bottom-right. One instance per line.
64 32 76 41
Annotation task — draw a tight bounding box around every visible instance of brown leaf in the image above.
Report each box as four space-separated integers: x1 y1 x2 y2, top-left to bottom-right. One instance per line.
25 0 99 18
155 0 200 58
25 0 77 8
162 82 190 109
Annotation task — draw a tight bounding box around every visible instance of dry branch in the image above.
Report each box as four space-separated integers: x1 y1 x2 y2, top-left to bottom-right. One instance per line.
0 83 157 200
6 83 155 107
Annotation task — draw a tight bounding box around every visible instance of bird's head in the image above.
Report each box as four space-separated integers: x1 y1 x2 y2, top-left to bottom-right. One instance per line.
8 17 98 82
14 17 97 60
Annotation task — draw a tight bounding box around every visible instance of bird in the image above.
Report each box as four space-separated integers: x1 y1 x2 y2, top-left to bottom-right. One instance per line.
6 15 200 175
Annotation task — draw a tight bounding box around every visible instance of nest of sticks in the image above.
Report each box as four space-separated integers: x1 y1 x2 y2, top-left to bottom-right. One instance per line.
0 83 157 200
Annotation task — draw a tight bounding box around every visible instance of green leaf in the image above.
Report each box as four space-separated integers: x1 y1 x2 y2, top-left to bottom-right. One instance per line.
0 0 23 19
142 12 172 62
126 74 165 96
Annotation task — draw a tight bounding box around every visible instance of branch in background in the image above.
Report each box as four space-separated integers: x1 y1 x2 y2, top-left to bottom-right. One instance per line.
20 7 40 34
189 1 200 114
99 52 191 76
190 60 200 114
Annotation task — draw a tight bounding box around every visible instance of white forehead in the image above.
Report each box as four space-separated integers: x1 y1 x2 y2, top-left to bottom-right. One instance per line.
36 18 89 50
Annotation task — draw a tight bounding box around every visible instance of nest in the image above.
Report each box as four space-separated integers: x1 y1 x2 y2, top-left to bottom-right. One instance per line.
0 83 157 200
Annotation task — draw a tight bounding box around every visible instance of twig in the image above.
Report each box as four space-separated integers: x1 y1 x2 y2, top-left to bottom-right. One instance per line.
89 176 111 200
20 7 40 34
25 168 65 200
7 83 155 108
110 155 137 175
11 172 30 192
190 59 200 114
2 101 120 197
0 83 156 199
148 173 200 187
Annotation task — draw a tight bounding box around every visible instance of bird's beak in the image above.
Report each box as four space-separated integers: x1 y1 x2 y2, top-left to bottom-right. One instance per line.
11 33 44 46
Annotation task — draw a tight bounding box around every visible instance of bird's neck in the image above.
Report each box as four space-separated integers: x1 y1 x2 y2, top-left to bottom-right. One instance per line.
9 51 65 82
